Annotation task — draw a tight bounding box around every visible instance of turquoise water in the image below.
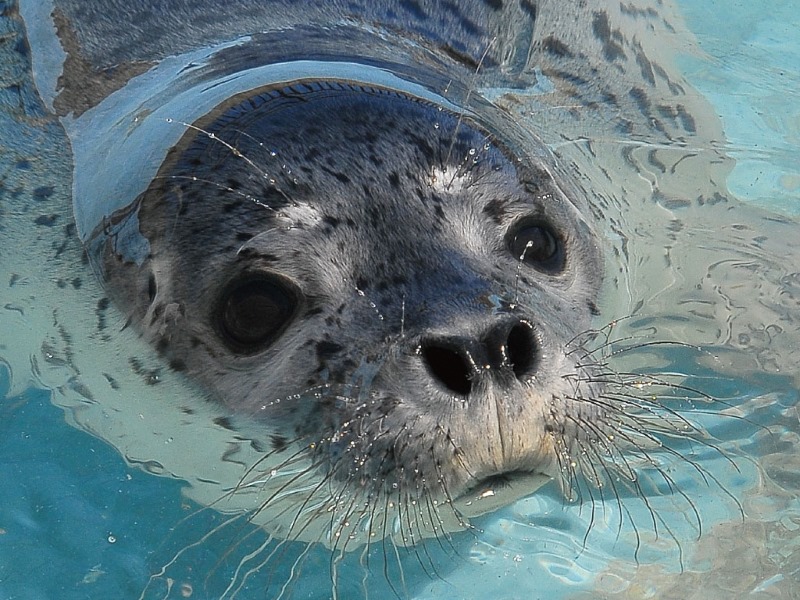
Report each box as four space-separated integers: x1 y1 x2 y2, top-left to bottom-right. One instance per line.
678 0 800 217
0 365 187 598
1 1 799 599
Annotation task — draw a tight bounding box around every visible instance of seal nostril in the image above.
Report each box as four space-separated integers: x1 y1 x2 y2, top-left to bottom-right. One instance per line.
421 343 473 396
506 322 537 379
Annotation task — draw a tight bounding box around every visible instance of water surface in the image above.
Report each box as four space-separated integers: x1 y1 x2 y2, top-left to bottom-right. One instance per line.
0 1 798 598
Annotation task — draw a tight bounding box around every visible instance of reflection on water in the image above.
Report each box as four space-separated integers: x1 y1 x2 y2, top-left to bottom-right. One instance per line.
0 0 799 598
678 0 800 216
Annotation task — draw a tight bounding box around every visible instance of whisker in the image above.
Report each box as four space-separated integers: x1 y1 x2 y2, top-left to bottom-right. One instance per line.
218 532 275 599
285 543 318 600
165 118 297 205
443 37 496 175
151 174 278 214
137 510 249 600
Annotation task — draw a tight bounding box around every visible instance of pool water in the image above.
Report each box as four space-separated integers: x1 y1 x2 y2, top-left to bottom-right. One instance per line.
1 1 799 599
678 0 800 217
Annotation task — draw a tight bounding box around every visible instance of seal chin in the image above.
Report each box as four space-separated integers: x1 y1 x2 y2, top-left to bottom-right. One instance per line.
453 471 552 518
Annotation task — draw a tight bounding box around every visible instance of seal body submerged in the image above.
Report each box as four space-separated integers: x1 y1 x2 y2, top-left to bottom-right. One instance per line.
8 0 800 586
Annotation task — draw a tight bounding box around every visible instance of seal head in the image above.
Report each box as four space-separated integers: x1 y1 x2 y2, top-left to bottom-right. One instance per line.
92 80 604 543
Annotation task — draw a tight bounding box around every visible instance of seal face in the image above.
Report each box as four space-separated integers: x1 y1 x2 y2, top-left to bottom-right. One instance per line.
92 80 605 542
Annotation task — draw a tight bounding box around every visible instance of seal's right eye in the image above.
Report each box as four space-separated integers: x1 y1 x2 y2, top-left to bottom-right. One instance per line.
506 219 565 274
215 275 298 354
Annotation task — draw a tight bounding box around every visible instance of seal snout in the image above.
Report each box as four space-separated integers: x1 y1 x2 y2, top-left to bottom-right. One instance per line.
420 318 537 396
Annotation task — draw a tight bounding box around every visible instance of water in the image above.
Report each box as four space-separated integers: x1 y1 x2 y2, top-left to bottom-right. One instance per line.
0 366 188 599
1 1 799 599
678 0 800 217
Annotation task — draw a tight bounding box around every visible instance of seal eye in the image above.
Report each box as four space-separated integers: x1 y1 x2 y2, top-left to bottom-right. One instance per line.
216 275 297 353
507 220 565 273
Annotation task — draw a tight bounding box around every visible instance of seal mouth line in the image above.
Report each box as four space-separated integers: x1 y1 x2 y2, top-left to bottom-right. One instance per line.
452 468 549 519
464 471 515 496
494 391 510 465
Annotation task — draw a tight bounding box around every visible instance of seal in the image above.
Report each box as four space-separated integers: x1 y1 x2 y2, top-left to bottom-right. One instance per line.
92 78 605 542
5 0 800 596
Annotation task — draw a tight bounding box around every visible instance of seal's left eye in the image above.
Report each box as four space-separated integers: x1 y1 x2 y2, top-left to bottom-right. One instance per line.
216 275 297 354
507 220 565 274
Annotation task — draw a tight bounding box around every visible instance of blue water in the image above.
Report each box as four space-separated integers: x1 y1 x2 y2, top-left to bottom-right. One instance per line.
0 364 188 599
1 1 799 599
679 0 800 216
